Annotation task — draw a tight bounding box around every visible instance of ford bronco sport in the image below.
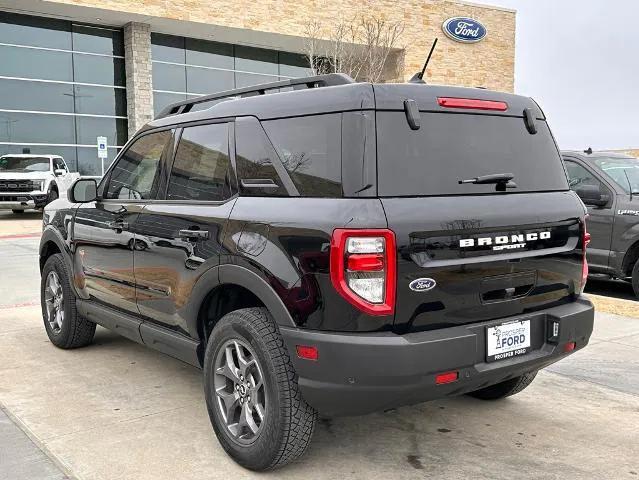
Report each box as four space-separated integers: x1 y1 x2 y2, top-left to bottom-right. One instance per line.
39 73 594 470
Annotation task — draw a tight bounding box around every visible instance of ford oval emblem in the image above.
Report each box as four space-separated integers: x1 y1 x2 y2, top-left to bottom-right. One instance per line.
442 17 487 43
409 278 437 292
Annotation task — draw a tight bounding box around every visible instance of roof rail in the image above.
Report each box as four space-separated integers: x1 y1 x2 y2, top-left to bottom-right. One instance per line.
155 73 355 119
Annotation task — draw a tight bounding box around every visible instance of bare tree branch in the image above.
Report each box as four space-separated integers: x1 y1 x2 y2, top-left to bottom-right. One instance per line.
303 14 405 82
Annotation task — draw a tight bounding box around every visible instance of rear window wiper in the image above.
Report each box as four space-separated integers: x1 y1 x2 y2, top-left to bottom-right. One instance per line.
459 172 517 191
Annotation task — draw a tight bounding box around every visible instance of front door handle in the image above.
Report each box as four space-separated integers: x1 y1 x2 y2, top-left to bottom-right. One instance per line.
179 229 209 240
106 220 128 231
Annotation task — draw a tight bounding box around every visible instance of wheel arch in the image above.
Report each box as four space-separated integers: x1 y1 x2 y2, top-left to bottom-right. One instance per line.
621 239 639 278
39 228 66 272
185 264 297 364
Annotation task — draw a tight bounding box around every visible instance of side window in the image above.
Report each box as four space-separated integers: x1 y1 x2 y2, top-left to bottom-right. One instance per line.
565 161 603 191
235 117 287 197
262 113 342 197
167 123 232 201
105 130 172 200
53 158 66 171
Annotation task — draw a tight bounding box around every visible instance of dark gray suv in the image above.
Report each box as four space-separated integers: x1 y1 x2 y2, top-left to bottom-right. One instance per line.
563 150 639 296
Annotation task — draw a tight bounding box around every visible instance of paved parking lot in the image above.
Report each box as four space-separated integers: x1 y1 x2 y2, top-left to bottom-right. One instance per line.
0 212 638 480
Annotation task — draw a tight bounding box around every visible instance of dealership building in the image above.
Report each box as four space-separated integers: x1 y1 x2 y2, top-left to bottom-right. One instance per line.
0 0 515 174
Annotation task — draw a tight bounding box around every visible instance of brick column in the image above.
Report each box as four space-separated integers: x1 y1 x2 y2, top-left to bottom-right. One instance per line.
123 22 153 138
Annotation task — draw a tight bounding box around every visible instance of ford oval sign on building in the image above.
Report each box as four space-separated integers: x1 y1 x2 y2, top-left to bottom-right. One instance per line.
442 17 487 43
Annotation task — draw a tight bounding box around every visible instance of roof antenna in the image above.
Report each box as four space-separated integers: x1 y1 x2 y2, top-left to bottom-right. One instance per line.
584 147 593 155
409 38 438 84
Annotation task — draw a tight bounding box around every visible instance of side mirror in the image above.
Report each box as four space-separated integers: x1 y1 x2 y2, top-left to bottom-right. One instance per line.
54 169 66 177
575 184 609 207
69 178 97 203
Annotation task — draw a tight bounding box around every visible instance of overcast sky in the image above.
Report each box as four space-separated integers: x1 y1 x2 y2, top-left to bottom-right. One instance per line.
470 0 639 151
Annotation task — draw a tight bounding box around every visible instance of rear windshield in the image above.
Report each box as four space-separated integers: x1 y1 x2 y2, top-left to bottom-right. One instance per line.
377 112 568 196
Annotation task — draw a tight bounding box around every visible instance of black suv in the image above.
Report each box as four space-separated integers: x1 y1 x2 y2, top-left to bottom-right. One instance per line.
40 74 594 470
563 150 639 296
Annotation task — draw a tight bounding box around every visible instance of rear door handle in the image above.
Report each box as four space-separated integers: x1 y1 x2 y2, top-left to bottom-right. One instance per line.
179 229 209 240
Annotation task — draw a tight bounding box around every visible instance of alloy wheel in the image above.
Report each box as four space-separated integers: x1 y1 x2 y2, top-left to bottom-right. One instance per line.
44 270 64 334
213 339 267 444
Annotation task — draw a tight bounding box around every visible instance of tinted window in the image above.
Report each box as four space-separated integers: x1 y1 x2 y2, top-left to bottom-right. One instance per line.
235 117 287 197
0 156 50 172
0 78 74 113
167 123 232 201
73 54 125 86
106 131 172 200
72 25 124 56
0 45 72 81
187 67 234 95
262 114 342 197
0 112 75 144
73 85 127 117
591 156 639 194
376 112 568 196
53 158 66 171
75 116 128 147
0 12 70 50
565 161 605 191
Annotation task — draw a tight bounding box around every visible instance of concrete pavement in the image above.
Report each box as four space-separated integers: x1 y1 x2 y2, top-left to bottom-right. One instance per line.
0 214 638 479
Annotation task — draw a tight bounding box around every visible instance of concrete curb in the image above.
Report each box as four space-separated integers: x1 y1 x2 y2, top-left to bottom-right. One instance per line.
0 401 79 480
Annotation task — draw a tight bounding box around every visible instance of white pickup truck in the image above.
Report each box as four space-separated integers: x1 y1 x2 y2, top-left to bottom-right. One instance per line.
0 154 80 213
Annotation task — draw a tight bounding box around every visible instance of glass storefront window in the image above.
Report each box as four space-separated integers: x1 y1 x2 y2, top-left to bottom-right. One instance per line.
0 12 71 50
73 54 126 86
0 12 128 172
0 78 74 113
72 24 124 56
151 33 316 118
186 67 234 95
0 112 76 144
73 85 127 117
185 38 234 69
75 116 128 146
235 45 279 75
152 62 187 92
0 45 73 82
151 33 185 63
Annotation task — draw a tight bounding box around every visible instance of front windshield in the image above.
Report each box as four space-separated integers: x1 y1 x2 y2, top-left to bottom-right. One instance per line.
593 156 639 194
0 156 50 173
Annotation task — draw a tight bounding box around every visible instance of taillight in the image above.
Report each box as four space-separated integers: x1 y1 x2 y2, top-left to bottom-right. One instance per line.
330 229 396 315
437 97 508 111
579 218 591 294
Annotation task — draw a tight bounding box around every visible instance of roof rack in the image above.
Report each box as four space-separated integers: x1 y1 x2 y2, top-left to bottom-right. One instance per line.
155 73 355 119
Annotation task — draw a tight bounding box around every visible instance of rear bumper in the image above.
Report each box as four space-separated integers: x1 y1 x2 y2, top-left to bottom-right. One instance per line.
0 193 48 210
281 297 594 416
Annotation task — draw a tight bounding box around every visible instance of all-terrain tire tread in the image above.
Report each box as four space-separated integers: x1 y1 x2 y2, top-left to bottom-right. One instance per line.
42 254 96 349
236 308 316 470
205 307 317 470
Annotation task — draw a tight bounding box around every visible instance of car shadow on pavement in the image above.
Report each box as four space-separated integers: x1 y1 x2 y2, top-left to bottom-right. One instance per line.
585 277 636 301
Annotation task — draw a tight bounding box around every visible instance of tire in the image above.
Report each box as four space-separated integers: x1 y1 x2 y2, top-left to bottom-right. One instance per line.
467 371 538 400
203 307 317 471
46 186 59 206
41 253 96 349
11 209 25 214
631 260 639 298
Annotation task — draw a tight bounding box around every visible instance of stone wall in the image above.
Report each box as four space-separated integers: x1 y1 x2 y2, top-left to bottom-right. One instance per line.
43 0 516 92
123 22 153 137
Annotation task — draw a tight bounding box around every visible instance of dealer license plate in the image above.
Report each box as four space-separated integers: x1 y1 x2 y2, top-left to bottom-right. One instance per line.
486 320 531 362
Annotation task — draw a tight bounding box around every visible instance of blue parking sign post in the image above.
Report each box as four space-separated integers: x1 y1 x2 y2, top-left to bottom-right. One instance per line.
97 136 108 176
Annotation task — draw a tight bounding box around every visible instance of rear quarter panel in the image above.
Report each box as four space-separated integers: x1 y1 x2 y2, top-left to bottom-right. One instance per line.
223 197 393 332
